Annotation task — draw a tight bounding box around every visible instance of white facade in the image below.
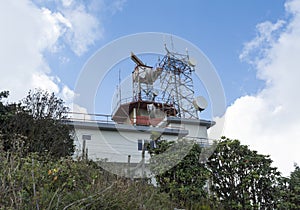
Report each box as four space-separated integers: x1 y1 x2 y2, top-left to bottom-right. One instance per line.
71 117 214 165
69 50 216 178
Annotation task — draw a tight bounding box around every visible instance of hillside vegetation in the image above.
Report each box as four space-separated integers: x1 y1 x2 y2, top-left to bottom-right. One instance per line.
0 90 299 209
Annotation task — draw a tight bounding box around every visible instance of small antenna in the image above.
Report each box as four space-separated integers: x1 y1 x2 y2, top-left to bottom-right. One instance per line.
170 35 174 51
186 48 189 58
118 69 121 104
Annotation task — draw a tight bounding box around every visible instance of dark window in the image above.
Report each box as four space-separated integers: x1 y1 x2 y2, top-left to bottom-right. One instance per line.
150 140 155 149
138 139 143 151
138 139 155 151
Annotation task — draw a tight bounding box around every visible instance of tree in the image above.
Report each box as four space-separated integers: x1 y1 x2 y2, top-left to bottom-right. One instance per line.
22 89 69 120
0 91 26 153
0 152 177 209
0 91 9 112
0 89 74 158
0 91 14 122
207 137 282 209
287 164 300 209
149 139 212 208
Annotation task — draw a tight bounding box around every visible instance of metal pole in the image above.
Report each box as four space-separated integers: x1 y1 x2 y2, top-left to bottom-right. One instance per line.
82 139 86 160
127 155 131 179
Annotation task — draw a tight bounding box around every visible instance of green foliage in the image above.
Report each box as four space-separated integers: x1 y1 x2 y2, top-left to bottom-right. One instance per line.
207 137 282 209
0 90 9 99
273 164 300 209
0 91 9 111
0 89 74 158
2 90 299 209
283 164 300 209
0 91 16 123
22 89 69 120
0 150 176 209
149 139 214 208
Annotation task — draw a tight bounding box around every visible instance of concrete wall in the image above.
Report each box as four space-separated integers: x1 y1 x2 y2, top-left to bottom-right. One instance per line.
74 127 179 163
71 117 214 165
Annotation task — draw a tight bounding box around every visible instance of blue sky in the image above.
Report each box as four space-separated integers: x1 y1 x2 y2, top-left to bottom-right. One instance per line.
44 0 286 107
39 0 286 115
1 0 300 175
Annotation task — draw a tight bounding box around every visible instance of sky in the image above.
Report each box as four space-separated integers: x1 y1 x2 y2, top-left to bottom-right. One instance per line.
1 0 299 176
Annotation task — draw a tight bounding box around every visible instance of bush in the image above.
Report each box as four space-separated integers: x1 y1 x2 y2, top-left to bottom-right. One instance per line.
0 149 176 209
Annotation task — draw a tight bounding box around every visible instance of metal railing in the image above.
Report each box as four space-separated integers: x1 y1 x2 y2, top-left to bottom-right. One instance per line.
67 112 114 124
112 97 133 116
185 137 215 147
112 96 175 116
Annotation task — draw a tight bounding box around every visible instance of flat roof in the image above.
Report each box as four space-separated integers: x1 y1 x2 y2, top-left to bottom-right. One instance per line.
69 120 188 137
167 117 216 129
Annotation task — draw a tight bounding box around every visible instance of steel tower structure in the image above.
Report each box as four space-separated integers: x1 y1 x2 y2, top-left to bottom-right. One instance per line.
157 48 198 119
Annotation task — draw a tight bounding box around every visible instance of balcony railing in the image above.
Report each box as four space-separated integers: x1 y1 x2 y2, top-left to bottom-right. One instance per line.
112 96 175 116
67 112 114 124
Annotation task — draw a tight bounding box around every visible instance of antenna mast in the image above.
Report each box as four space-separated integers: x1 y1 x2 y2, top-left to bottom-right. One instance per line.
118 69 121 104
158 47 198 119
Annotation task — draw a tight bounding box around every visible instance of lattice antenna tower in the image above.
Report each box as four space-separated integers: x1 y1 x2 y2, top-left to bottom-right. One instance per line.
158 47 198 119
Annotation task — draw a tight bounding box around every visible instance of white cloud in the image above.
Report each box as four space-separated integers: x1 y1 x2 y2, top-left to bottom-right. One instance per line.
239 20 285 65
0 0 62 101
0 0 125 103
218 0 300 176
40 8 71 52
109 0 126 14
62 4 102 56
57 0 127 56
61 0 73 8
61 85 76 104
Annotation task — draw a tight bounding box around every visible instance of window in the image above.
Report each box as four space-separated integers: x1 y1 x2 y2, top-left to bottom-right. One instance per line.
138 139 143 151
137 139 156 151
150 140 155 149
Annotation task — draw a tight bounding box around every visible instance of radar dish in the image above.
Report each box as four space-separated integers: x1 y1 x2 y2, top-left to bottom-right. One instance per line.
188 57 197 67
193 96 208 111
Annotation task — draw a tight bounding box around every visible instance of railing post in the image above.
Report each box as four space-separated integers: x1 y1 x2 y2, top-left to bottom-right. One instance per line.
82 139 86 160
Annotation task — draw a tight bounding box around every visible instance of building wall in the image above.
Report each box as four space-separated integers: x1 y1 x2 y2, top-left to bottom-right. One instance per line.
74 126 180 164
182 124 208 139
72 119 212 165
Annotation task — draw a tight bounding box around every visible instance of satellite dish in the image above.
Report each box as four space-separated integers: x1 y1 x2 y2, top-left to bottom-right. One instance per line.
188 57 197 67
193 96 208 111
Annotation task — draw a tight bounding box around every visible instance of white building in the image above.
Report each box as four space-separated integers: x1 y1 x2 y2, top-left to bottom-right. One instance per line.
70 50 215 178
